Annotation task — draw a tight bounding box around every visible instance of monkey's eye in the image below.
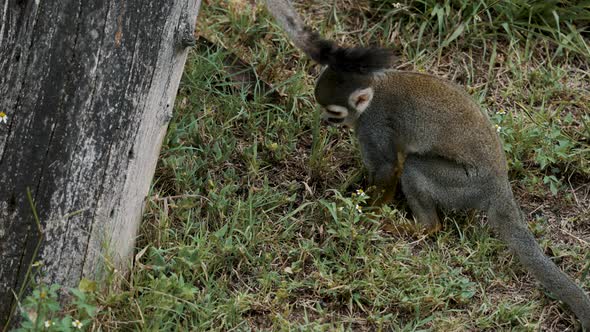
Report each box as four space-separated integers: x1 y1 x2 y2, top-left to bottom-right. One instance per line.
325 109 342 116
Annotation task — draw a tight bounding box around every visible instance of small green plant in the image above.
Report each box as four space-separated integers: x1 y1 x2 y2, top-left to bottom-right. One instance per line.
15 282 97 332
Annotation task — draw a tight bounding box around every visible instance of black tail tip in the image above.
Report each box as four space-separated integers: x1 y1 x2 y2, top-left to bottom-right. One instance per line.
306 29 395 74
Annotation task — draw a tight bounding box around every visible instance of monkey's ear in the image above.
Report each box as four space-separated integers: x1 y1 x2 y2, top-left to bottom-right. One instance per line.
349 87 374 113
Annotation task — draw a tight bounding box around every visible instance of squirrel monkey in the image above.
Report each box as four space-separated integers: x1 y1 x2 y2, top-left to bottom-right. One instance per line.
265 0 590 329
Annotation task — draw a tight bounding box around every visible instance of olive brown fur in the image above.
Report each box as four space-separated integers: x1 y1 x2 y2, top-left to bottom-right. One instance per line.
265 0 590 329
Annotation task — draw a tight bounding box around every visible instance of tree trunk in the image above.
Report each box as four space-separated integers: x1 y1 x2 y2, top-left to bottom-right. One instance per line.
0 0 201 325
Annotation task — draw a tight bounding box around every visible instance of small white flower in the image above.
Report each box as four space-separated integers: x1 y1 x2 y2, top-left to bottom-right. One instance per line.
474 14 482 22
338 207 344 211
355 189 367 199
497 109 506 115
355 204 362 213
72 319 83 329
44 320 55 328
0 112 7 124
495 124 502 132
393 3 402 9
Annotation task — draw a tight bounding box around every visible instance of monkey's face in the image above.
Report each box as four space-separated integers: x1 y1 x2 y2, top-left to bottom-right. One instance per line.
314 67 375 128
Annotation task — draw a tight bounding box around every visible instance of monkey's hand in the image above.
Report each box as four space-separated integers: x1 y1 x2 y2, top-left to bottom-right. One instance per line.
367 151 406 207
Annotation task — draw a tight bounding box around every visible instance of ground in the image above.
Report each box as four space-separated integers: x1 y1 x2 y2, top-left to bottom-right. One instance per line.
67 0 590 330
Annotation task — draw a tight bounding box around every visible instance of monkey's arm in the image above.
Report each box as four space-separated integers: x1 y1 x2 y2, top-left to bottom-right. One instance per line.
392 151 406 189
356 123 403 206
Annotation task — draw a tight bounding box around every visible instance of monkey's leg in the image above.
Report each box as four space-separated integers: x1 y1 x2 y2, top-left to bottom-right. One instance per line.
399 161 442 234
399 155 491 234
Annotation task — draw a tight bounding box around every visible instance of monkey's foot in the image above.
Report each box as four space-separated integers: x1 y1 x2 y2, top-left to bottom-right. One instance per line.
424 221 442 235
367 187 395 207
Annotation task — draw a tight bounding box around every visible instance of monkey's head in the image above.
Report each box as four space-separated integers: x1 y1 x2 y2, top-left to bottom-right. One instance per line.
314 66 375 128
311 43 394 128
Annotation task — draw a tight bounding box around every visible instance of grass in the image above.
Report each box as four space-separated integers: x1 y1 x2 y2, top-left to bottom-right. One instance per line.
18 0 590 331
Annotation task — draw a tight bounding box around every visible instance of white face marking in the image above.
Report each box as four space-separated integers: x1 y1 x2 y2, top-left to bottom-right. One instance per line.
348 87 374 114
325 105 348 118
321 105 360 128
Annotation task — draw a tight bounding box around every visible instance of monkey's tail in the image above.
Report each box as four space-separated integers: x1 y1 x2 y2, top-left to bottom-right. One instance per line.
488 198 590 330
264 0 395 74
264 0 321 60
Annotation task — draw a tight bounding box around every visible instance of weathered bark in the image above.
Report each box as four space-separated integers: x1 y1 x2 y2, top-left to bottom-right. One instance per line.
0 0 201 325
